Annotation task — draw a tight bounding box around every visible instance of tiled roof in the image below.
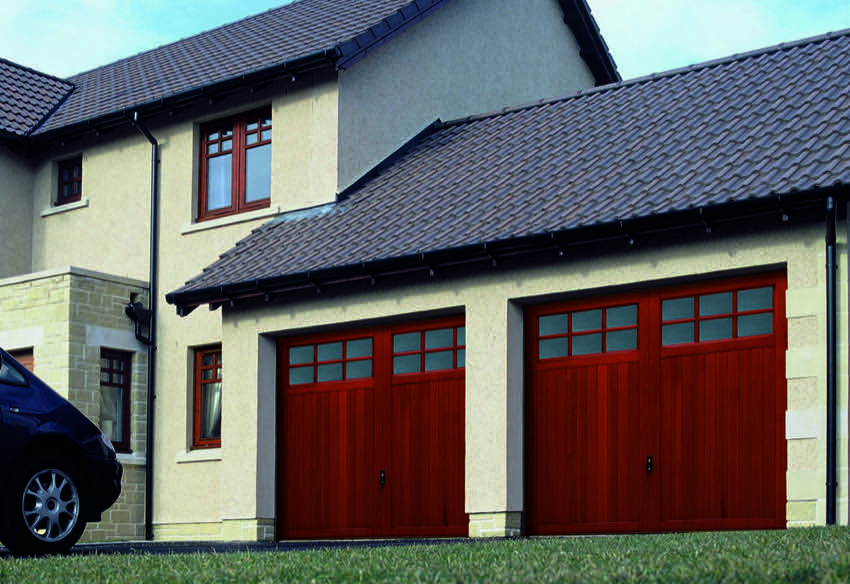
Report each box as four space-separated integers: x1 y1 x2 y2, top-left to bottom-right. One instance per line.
0 58 73 137
36 0 443 134
168 30 850 310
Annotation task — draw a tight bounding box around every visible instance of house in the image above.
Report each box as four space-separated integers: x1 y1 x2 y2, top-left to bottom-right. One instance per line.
0 0 619 541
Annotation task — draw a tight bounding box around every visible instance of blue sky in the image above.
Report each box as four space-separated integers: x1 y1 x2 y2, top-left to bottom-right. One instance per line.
2 0 850 80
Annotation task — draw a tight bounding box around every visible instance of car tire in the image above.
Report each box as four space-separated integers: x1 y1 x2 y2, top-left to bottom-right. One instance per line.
0 454 88 555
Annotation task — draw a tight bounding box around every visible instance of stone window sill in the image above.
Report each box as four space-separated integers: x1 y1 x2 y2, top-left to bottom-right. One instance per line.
40 198 89 217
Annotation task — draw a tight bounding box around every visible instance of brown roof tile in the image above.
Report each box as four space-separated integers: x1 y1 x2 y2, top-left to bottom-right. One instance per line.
168 30 850 310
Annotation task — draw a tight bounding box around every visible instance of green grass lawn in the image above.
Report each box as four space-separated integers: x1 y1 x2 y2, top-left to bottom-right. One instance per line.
1 527 848 583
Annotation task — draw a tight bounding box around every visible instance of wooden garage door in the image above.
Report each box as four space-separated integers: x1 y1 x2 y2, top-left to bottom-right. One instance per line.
526 273 787 534
277 317 467 539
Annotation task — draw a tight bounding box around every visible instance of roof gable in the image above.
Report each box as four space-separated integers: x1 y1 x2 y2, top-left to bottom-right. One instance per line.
0 58 73 138
167 29 850 313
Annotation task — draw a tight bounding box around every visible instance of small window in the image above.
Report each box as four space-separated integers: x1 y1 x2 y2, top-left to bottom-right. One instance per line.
100 349 132 452
193 346 222 449
0 352 28 386
662 285 774 346
538 304 638 360
392 326 465 375
288 338 373 386
56 156 82 205
198 108 271 221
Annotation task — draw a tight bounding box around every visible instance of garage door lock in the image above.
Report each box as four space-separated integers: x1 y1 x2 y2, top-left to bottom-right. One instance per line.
379 470 386 487
646 455 653 473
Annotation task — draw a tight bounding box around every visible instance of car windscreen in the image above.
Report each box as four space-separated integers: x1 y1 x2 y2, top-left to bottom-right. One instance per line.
0 355 28 387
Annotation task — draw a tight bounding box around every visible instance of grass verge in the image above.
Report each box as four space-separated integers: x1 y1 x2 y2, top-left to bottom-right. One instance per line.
1 527 848 583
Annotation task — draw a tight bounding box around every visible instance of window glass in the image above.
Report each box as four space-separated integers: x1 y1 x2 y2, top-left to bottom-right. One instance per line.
457 348 466 368
738 287 773 311
738 313 773 337
606 305 637 328
663 297 694 321
346 339 372 359
289 346 313 365
393 333 420 353
425 328 454 349
100 350 132 451
0 356 27 386
699 317 733 341
206 155 232 211
699 292 733 316
289 366 313 386
663 322 694 346
317 342 342 362
199 382 222 441
425 351 454 372
572 333 602 355
539 314 568 336
195 347 222 448
245 143 271 203
572 310 602 332
606 329 637 352
539 338 568 360
394 355 420 375
346 360 372 380
317 363 343 383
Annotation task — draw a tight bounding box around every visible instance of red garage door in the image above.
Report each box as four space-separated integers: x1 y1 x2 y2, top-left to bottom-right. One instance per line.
526 273 787 534
277 317 467 539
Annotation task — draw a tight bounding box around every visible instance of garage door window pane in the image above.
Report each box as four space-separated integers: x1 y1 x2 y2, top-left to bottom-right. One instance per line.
425 328 453 349
346 339 372 359
457 327 465 347
700 317 733 341
607 305 637 328
346 359 372 380
663 322 694 345
317 342 342 362
572 310 602 332
457 348 465 368
289 346 313 365
738 287 772 311
738 313 773 337
539 338 568 360
663 297 694 320
607 329 637 352
700 292 733 316
425 351 453 371
289 366 313 385
572 333 602 355
394 354 420 374
317 363 343 382
394 333 420 353
539 314 568 336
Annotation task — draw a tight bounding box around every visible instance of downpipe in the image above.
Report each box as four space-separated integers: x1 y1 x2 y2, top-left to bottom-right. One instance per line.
825 196 837 525
132 111 159 541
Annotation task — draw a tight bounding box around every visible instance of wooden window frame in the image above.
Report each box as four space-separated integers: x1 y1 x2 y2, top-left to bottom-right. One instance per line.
193 346 222 449
56 156 83 205
198 107 271 221
100 349 132 453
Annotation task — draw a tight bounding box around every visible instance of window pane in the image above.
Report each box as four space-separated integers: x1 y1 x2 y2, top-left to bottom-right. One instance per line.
425 328 453 349
572 310 602 332
457 349 465 368
663 322 694 345
739 313 773 337
699 292 733 316
206 154 232 211
739 287 773 312
700 317 733 341
247 121 258 131
346 339 372 359
346 360 372 380
100 371 111 383
663 297 694 321
221 140 232 152
201 354 214 367
606 305 637 328
317 342 342 362
606 329 637 352
539 314 568 336
317 363 343 382
200 382 222 440
394 354 420 374
100 386 122 443
425 351 453 371
261 129 272 141
572 333 602 355
246 133 258 146
207 143 218 155
289 345 313 365
539 338 568 360
245 144 271 203
289 366 313 385
394 333 420 353
457 327 465 346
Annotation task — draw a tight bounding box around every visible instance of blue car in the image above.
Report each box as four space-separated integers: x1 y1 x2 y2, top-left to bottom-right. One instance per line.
0 347 122 555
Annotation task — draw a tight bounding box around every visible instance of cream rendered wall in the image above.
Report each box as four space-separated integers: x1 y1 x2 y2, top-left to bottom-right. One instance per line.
152 74 338 539
30 136 152 280
337 0 598 190
0 143 34 278
216 222 846 538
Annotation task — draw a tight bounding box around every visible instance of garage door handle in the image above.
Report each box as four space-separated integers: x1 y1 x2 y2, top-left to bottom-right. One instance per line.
646 455 653 473
379 470 386 487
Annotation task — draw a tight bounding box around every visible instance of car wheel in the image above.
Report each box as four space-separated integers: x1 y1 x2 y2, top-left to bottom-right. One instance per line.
1 454 88 555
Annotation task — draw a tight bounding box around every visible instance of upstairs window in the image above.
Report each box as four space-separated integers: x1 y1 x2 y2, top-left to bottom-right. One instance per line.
56 156 82 205
198 108 272 220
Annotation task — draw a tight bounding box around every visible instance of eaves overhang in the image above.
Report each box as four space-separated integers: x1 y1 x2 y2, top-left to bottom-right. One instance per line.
557 0 620 85
165 188 834 316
